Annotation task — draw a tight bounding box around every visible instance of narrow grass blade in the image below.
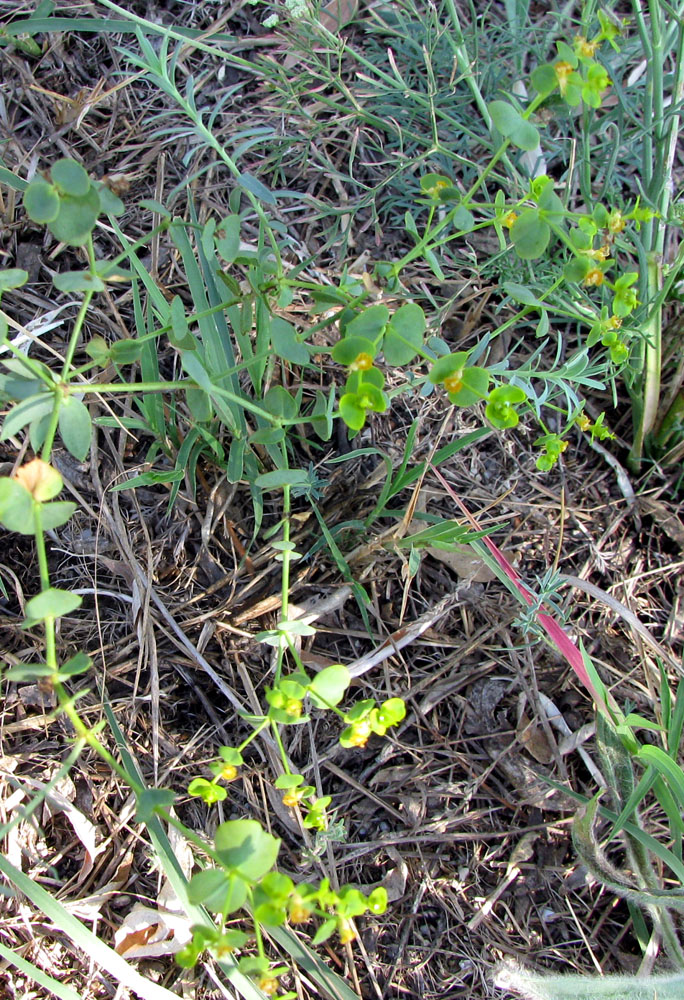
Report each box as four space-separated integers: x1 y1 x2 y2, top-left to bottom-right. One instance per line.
269 925 360 1000
0 854 180 1000
0 940 82 1000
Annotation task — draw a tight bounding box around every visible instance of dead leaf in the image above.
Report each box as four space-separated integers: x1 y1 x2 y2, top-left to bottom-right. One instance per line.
425 543 496 582
17 684 57 711
22 775 104 881
516 712 553 764
378 847 408 902
114 903 192 958
319 0 358 32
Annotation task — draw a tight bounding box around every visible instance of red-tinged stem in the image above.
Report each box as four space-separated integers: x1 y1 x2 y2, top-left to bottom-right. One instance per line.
429 464 616 716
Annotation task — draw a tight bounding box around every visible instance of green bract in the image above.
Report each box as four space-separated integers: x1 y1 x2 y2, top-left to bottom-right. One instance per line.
485 385 528 429
331 335 377 366
339 383 388 431
382 302 425 365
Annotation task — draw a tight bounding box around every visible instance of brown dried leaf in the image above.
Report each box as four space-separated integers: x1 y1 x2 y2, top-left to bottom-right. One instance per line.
426 543 496 582
516 712 553 764
114 903 192 958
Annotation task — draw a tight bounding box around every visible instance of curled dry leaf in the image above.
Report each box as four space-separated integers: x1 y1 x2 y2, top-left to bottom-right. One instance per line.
114 903 192 959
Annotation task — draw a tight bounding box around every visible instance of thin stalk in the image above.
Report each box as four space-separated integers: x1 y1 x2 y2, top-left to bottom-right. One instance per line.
40 291 94 462
629 0 684 464
33 506 57 671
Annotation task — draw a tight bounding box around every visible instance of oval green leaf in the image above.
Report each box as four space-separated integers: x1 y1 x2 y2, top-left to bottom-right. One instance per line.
0 477 33 534
24 587 82 624
49 187 100 246
51 158 90 197
308 664 351 709
24 181 60 224
510 209 551 260
58 397 92 461
0 269 29 292
53 271 105 294
255 469 310 491
383 303 425 365
489 100 522 136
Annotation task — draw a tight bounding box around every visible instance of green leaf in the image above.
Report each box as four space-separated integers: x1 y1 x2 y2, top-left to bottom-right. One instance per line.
270 317 310 365
420 173 453 197
216 214 241 263
263 384 298 420
339 394 366 431
383 303 425 365
488 100 522 136
249 426 285 445
4 663 54 681
187 868 236 910
447 366 489 406
136 199 169 221
24 587 82 625
331 336 377 366
255 469 310 490
1 392 54 439
51 158 90 197
511 119 540 151
109 468 184 492
530 62 558 95
169 295 195 349
0 268 29 291
213 819 281 881
274 773 304 790
503 281 542 306
185 385 213 422
312 918 337 946
238 171 276 205
48 186 100 246
428 352 470 384
134 787 176 822
96 184 125 216
58 652 91 677
24 181 60 224
110 339 143 364
423 248 445 280
638 745 684 809
53 271 105 293
510 209 551 259
58 397 92 460
452 204 475 231
180 350 213 392
308 664 351 709
564 257 591 282
398 520 490 550
0 477 33 534
40 501 77 531
188 778 227 804
344 304 389 340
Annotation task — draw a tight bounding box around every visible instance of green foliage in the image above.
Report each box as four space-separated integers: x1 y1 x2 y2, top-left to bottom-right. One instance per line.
2 3 683 997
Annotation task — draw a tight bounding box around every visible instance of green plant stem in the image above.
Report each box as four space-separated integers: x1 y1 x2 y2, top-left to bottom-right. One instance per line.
628 0 683 465
270 722 292 775
276 479 292 686
79 380 279 425
32 506 57 671
40 290 94 461
238 719 270 752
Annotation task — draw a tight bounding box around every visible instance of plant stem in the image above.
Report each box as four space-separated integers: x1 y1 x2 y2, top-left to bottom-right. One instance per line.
40 290 94 462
